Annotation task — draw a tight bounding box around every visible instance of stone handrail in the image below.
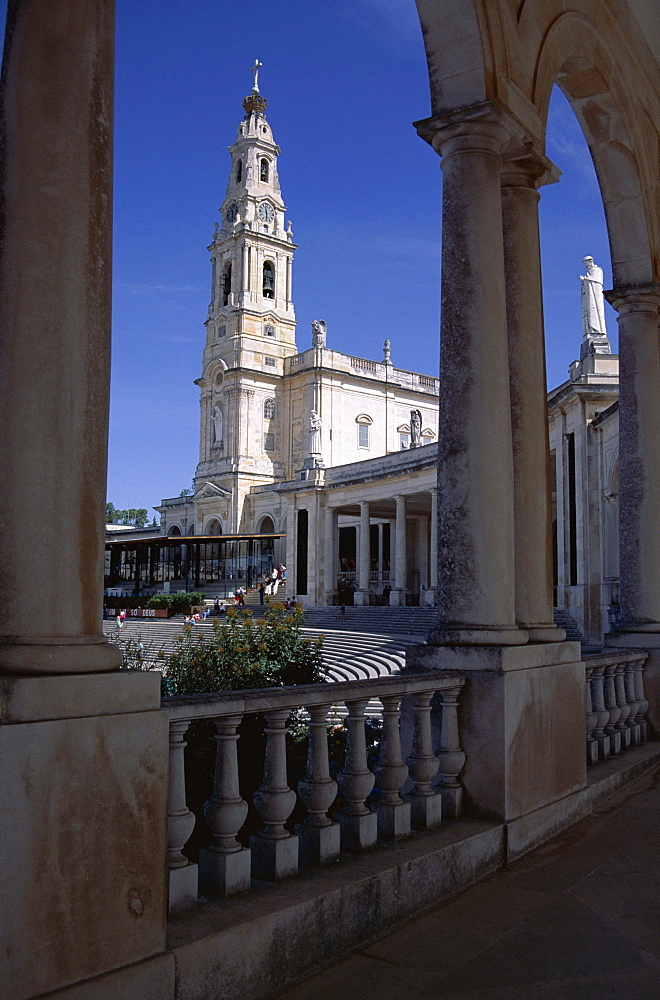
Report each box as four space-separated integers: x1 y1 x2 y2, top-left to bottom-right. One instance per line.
583 649 649 764
163 670 465 915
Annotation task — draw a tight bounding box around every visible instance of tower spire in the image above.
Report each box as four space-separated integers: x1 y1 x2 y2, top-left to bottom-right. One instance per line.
243 59 267 117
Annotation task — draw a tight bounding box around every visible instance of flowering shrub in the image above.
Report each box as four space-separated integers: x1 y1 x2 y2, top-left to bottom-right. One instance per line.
145 591 206 614
162 603 323 696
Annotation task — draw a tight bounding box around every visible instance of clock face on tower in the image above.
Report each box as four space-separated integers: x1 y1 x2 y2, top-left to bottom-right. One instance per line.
225 203 238 225
258 202 274 224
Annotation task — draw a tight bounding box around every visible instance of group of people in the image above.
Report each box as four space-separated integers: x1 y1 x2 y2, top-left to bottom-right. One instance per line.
258 564 286 605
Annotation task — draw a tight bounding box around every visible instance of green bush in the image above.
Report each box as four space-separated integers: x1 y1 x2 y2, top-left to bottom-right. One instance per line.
145 591 206 614
162 603 323 696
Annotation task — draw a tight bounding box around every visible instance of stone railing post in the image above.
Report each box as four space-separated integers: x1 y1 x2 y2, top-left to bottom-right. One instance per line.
623 660 641 744
295 703 340 865
416 103 527 646
613 663 632 749
585 666 599 765
603 662 622 754
590 666 611 759
337 699 377 851
433 685 466 818
373 695 411 839
405 690 442 828
199 714 251 897
633 658 649 741
167 720 198 914
501 148 565 642
250 709 298 879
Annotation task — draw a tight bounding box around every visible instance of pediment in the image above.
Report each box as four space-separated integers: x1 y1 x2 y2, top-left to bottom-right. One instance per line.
194 481 232 501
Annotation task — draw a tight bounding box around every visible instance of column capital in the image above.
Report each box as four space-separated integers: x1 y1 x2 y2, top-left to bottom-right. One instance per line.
604 283 660 314
500 142 560 190
414 100 527 158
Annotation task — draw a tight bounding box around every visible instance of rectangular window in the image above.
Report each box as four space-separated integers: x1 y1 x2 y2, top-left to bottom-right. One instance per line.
358 423 369 448
399 433 409 450
264 356 276 367
264 432 275 452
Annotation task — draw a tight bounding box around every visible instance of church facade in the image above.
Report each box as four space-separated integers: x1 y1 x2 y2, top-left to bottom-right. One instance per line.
156 76 441 606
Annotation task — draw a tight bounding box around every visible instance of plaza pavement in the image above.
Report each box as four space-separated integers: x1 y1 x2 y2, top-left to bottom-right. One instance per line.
268 763 660 1000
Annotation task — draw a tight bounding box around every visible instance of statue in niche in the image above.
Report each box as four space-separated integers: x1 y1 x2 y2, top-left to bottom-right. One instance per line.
309 409 322 455
311 319 327 347
212 405 223 444
580 256 607 337
410 408 422 448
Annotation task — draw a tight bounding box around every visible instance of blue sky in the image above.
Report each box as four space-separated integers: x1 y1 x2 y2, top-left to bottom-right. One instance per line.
2 0 616 518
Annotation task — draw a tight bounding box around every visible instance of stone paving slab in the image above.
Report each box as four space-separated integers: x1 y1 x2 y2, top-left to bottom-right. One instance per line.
269 762 660 1000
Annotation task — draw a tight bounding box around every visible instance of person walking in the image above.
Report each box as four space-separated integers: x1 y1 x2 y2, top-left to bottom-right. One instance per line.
259 582 265 606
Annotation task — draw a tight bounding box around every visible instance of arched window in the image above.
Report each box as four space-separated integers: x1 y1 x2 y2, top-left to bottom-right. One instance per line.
260 158 269 182
262 261 274 299
222 261 232 306
168 525 181 536
236 159 242 183
264 398 275 420
205 518 222 536
356 414 372 450
258 516 275 535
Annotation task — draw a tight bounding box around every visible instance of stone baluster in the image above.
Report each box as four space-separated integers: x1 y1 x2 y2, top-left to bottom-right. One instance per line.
622 660 640 744
167 720 198 915
337 699 377 851
433 685 466 818
250 710 299 879
295 704 340 865
199 714 251 897
585 666 599 765
405 690 443 828
613 663 632 750
603 662 622 754
373 696 411 839
634 659 649 743
590 666 611 759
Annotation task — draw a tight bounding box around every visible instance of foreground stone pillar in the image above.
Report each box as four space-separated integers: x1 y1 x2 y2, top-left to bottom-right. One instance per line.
605 284 660 731
429 488 438 591
0 6 171 998
0 0 120 674
416 103 527 646
501 148 564 643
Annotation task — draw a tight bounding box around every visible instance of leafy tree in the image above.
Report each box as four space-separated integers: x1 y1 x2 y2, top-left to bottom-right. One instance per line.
134 508 149 527
178 488 193 497
105 501 117 523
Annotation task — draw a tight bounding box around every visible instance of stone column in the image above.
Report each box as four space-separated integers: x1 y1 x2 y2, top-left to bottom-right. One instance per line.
324 506 337 604
604 285 660 732
604 286 660 632
429 488 438 591
416 103 527 646
285 494 296 595
390 495 407 605
500 148 565 642
0 0 121 674
355 501 371 605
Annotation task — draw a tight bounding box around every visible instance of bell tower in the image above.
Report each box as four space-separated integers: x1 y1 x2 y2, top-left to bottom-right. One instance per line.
194 62 297 531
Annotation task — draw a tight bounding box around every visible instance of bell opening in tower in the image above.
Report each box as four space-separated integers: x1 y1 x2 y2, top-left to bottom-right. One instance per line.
263 260 274 299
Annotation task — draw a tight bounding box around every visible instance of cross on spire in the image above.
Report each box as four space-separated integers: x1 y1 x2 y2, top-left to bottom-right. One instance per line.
250 59 262 94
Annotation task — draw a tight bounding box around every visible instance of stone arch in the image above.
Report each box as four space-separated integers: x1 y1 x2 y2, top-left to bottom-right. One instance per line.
167 524 182 536
415 0 489 113
257 515 275 535
204 517 223 536
532 12 656 286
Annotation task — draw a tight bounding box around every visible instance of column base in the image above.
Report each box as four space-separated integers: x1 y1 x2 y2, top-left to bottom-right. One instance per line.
405 791 442 830
198 846 251 898
338 810 377 852
249 834 298 881
295 821 341 865
388 590 407 607
435 783 463 820
523 624 566 643
423 589 437 607
427 625 529 646
586 740 599 766
168 863 199 915
375 800 411 840
0 635 122 674
596 734 611 760
606 730 622 755
353 590 370 607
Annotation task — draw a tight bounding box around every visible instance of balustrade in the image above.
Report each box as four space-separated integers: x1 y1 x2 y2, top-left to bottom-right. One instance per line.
584 652 649 765
164 671 465 914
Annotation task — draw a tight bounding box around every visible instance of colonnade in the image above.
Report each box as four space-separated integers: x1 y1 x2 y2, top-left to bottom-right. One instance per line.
323 491 438 606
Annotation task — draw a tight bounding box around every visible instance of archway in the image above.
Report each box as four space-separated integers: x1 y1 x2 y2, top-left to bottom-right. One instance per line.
257 515 275 535
205 518 223 536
